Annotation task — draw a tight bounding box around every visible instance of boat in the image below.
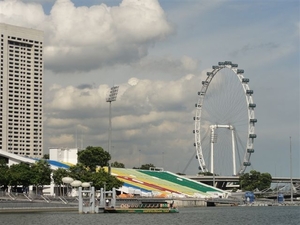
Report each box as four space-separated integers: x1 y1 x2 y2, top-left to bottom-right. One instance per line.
103 201 179 213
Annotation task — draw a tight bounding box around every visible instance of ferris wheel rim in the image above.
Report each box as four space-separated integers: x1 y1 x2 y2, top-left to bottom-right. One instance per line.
194 61 257 175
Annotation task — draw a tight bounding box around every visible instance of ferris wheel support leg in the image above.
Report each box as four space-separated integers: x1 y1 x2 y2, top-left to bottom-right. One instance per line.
231 129 236 176
210 128 215 174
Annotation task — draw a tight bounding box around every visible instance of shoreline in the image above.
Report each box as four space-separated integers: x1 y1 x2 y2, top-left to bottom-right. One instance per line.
0 207 77 213
1 197 299 214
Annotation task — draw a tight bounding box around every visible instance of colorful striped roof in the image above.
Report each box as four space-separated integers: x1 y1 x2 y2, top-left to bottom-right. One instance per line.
108 167 227 198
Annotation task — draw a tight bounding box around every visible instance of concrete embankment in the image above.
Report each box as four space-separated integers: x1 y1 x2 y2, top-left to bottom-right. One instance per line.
0 201 77 213
0 197 216 213
173 198 207 207
0 198 207 213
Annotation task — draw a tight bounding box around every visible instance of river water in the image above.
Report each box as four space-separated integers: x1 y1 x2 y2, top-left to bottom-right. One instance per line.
1 206 299 225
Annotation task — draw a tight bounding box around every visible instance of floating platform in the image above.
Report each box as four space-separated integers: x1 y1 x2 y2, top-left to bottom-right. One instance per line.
103 202 178 213
104 207 178 213
78 187 179 213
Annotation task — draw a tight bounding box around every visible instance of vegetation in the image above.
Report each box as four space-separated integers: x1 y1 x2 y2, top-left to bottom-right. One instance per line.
198 171 215 176
0 159 10 190
52 168 70 196
239 170 272 191
111 161 125 168
9 163 33 188
78 146 110 171
42 154 49 159
0 146 123 195
90 168 123 190
133 163 155 170
31 160 52 194
4 160 52 194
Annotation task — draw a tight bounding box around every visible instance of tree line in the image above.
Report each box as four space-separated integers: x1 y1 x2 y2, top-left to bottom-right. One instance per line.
198 170 272 191
0 159 52 194
0 146 123 195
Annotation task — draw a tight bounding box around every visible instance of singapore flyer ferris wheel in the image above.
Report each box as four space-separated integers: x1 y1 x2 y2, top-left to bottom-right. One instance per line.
194 61 257 176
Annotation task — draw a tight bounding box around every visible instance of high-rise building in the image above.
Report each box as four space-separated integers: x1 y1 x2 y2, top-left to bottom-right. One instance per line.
0 23 44 157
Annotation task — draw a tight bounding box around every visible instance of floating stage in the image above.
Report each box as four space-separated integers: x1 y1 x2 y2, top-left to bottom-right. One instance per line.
78 187 179 213
103 201 178 213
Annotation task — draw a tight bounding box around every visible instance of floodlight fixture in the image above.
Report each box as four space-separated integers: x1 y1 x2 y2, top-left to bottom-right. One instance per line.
106 85 119 174
106 86 119 102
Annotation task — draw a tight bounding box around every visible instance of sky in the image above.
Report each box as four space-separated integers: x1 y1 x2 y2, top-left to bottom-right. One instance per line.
0 0 299 177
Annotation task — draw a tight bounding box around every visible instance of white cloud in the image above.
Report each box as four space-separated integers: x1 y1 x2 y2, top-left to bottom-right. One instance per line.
181 55 198 71
46 84 109 110
128 77 139 86
43 74 202 169
0 0 174 72
45 74 200 115
0 0 46 27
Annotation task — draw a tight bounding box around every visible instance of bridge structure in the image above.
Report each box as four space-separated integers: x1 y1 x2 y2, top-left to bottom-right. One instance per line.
184 175 300 191
184 175 300 183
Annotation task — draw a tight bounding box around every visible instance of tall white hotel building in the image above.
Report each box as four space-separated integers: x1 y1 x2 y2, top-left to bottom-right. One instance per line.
0 23 44 158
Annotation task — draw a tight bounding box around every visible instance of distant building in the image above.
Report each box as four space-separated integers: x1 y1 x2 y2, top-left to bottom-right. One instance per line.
0 23 44 157
49 148 78 165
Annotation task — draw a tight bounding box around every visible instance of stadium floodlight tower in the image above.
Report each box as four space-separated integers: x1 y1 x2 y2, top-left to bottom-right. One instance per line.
106 85 119 174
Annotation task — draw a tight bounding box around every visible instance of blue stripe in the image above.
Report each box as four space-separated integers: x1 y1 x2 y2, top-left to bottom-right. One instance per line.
46 160 70 169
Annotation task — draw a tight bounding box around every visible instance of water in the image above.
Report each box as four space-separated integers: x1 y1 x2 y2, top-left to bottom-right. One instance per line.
0 206 299 225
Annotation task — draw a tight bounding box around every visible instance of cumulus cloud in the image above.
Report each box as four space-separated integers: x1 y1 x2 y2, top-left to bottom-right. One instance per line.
44 74 203 166
128 77 139 86
45 74 200 115
0 0 46 27
181 55 198 71
46 84 109 110
0 0 174 72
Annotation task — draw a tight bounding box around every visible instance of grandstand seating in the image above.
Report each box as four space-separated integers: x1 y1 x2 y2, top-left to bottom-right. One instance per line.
140 170 223 194
110 168 175 196
109 167 227 198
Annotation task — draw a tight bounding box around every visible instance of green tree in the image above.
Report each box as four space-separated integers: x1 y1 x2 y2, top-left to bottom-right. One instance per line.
198 171 214 176
90 168 123 190
258 172 273 190
66 164 123 191
78 146 111 172
52 168 70 196
111 161 125 168
0 159 10 190
239 170 272 191
68 163 92 182
42 154 49 159
9 162 33 190
31 160 52 194
139 163 155 170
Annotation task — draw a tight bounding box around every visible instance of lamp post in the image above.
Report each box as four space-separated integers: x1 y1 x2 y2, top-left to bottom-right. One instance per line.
62 177 74 197
106 85 119 174
139 149 141 168
71 180 82 197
